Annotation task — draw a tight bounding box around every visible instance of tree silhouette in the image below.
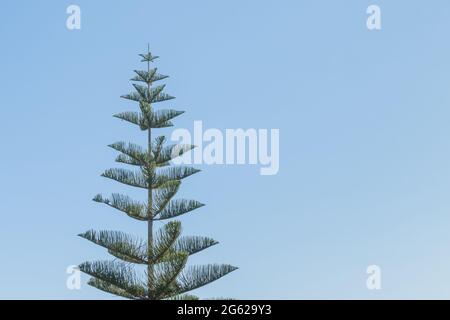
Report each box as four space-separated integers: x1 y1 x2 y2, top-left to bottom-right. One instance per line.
79 47 237 300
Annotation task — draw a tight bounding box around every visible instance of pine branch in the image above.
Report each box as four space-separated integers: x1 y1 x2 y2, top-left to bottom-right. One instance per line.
174 264 238 296
151 221 182 263
156 144 196 166
101 168 148 189
79 260 147 298
109 141 148 167
93 193 147 221
155 199 204 220
115 154 142 167
138 101 151 115
152 136 167 165
122 84 175 105
133 83 156 102
152 252 189 300
174 236 218 256
152 92 175 104
152 180 181 216
151 121 174 129
132 69 169 84
79 230 147 264
88 277 138 299
145 84 165 102
109 138 190 167
149 109 184 128
113 111 148 130
152 166 201 189
139 53 159 62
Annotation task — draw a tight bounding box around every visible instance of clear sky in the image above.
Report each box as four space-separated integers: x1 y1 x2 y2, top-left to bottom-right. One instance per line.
1 0 450 299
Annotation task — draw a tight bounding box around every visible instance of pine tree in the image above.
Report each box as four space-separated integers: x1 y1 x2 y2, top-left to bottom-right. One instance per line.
78 47 237 300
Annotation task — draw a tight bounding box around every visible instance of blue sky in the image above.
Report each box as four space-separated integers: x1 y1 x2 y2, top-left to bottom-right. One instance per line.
1 0 450 299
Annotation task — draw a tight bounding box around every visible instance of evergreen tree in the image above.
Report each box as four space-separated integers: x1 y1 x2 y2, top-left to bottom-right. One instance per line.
79 47 237 300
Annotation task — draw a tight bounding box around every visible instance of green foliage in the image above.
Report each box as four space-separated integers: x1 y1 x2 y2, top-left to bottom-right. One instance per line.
155 199 205 220
174 236 218 255
79 230 147 264
131 69 168 84
177 264 239 294
93 193 147 221
79 48 237 300
79 260 147 298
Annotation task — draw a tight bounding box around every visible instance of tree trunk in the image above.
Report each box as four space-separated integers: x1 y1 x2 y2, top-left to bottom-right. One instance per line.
147 53 154 299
